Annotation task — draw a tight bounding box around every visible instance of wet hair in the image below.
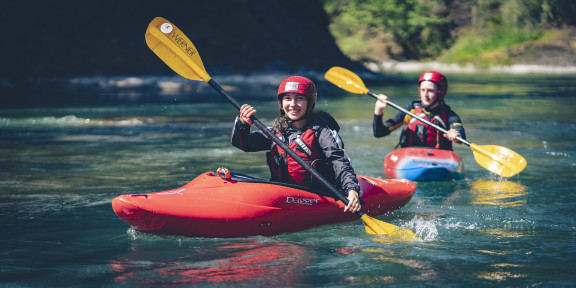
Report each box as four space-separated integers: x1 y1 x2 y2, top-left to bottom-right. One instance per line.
272 115 292 135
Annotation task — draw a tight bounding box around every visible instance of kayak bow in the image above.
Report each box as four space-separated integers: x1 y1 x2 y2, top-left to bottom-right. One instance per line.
384 147 464 181
112 171 416 238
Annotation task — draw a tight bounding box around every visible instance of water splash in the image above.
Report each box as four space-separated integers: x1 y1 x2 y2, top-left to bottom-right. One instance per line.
406 216 439 241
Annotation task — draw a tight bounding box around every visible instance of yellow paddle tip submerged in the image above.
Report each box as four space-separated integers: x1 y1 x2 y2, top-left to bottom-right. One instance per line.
361 214 421 243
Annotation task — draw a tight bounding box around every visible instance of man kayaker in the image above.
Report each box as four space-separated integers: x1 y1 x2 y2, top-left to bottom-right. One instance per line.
231 76 362 213
373 71 466 150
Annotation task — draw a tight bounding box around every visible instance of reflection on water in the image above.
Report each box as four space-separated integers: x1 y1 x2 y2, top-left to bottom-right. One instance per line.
110 235 311 286
477 228 531 239
349 247 439 283
468 179 528 207
1 73 576 287
476 268 528 282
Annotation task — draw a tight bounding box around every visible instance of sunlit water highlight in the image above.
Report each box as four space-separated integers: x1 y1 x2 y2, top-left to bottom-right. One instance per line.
1 73 575 286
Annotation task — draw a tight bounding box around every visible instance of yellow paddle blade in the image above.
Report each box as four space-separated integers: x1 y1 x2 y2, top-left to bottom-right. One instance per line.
470 143 527 177
361 214 420 242
324 67 370 94
145 17 211 82
326 66 528 177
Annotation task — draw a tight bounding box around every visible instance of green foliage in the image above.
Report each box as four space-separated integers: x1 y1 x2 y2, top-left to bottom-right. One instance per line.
322 0 576 65
440 27 543 66
323 0 453 60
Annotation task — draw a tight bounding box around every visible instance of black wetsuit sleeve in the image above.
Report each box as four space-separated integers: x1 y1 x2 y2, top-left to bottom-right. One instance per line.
316 127 362 196
373 115 391 137
447 110 466 140
373 104 410 137
231 116 272 152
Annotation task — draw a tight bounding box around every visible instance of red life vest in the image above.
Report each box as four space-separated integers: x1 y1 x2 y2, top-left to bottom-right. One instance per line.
267 128 320 186
402 106 449 149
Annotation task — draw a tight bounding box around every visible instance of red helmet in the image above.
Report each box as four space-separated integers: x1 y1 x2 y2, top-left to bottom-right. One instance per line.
418 71 448 100
277 76 317 116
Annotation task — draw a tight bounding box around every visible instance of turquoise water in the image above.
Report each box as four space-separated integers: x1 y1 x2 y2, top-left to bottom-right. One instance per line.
1 73 575 286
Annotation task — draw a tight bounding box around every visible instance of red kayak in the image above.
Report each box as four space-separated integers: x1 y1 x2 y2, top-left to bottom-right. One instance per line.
112 171 416 238
384 147 464 181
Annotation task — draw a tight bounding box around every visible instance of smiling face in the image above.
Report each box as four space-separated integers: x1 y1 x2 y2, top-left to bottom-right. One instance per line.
281 93 309 122
419 80 440 108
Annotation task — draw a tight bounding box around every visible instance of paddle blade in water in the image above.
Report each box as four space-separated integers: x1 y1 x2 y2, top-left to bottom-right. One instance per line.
145 17 210 82
470 144 527 177
361 214 420 242
325 67 370 94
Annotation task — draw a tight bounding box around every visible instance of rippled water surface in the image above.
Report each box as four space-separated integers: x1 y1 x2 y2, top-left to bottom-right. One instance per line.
1 73 575 287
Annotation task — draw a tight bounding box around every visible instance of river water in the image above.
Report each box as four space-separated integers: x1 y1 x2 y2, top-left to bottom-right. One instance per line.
1 73 575 287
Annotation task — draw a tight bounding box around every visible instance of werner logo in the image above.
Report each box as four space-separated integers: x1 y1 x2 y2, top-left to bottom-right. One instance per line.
286 197 319 205
169 32 197 57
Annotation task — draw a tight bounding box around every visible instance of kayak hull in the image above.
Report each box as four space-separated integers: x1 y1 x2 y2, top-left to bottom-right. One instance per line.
112 172 416 238
384 147 464 182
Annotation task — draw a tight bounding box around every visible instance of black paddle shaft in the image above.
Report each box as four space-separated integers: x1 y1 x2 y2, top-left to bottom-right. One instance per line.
368 91 471 146
208 79 362 215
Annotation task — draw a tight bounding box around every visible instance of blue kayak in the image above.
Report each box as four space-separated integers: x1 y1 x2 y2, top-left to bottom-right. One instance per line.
384 147 464 182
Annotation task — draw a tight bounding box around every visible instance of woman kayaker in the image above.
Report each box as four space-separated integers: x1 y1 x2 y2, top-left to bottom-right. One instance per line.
231 76 362 213
373 71 466 150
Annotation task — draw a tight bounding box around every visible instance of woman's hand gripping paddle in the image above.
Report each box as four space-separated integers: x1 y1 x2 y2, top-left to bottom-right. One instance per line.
324 66 527 178
144 17 419 241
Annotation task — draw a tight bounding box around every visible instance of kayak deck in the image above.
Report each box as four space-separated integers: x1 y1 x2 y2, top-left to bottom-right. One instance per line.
112 171 416 238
